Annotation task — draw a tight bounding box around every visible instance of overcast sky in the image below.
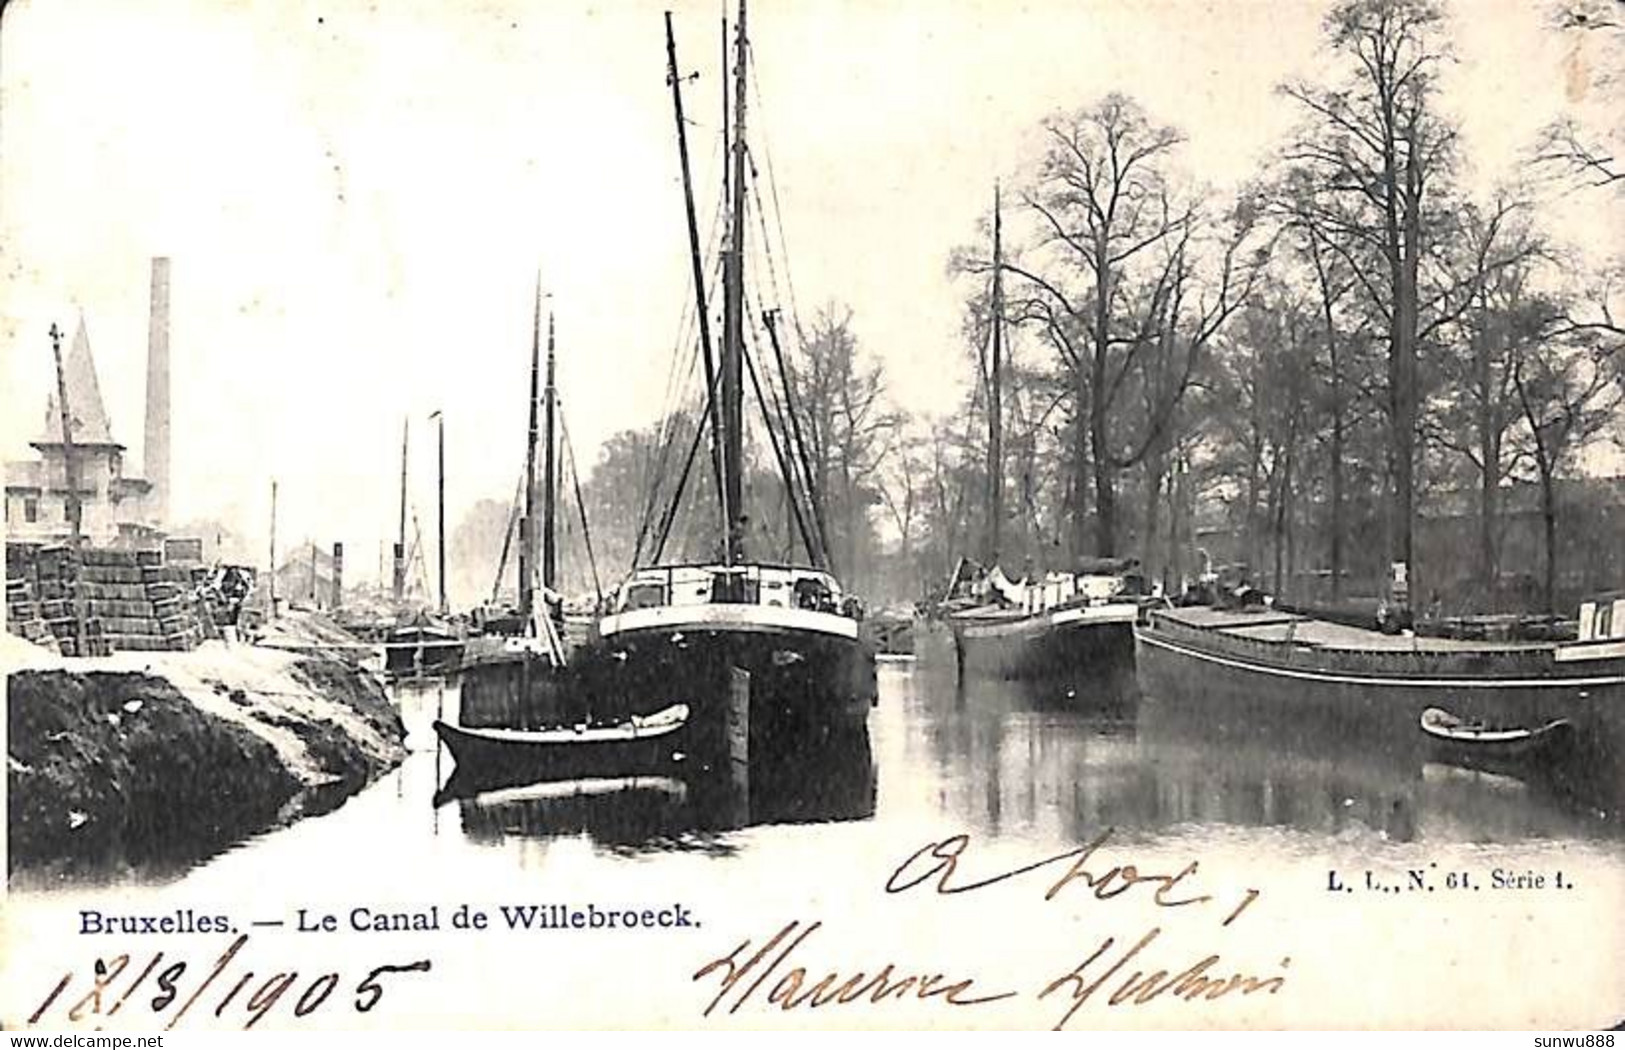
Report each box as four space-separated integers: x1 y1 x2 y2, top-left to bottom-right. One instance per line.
1 0 1614 573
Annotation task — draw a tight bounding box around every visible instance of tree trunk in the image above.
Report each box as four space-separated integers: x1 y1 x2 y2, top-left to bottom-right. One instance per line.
1326 316 1344 604
1091 238 1117 557
1540 469 1558 616
1395 128 1425 609
1143 449 1166 587
1245 442 1262 579
1273 448 1294 598
1479 453 1499 611
1068 406 1091 560
1473 300 1501 612
1167 452 1185 593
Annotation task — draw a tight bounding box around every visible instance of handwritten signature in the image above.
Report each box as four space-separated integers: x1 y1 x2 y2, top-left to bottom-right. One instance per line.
27 933 431 1030
692 829 1287 1029
885 827 1259 924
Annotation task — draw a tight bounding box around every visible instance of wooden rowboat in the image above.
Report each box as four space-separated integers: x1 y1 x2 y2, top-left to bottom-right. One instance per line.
433 703 691 783
1418 706 1575 769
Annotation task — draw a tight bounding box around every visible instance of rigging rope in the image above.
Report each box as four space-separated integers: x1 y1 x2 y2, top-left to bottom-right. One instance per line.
633 151 733 559
634 129 727 547
746 40 810 344
557 405 603 603
759 300 832 569
650 377 721 565
489 469 526 602
742 323 818 564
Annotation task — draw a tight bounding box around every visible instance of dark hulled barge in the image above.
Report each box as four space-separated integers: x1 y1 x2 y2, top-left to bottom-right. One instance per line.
591 1 877 761
949 561 1141 684
1135 595 1625 796
597 564 875 758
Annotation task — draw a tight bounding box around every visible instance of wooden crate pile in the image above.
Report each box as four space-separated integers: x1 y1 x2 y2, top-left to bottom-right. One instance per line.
5 544 209 655
29 545 111 657
5 545 60 653
139 559 209 649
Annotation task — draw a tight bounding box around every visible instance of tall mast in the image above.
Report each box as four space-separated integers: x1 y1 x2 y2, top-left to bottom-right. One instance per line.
665 11 728 531
721 0 749 564
393 417 408 602
520 278 542 623
432 411 446 614
721 14 729 203
986 183 1005 567
542 312 558 595
269 479 279 620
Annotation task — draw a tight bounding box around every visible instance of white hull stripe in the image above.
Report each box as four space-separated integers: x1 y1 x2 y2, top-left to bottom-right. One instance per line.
1555 639 1625 663
600 602 859 640
1049 604 1138 628
1137 629 1625 690
960 612 1133 641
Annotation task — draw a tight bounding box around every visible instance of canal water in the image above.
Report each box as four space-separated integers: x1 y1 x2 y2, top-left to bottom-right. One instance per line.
185 632 1624 876
8 628 1624 1029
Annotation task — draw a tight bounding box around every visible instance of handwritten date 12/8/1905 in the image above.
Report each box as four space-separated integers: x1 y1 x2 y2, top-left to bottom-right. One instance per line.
27 933 431 1031
692 830 1288 1030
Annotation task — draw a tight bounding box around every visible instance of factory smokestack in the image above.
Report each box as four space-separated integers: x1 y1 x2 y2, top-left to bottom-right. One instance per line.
144 257 172 527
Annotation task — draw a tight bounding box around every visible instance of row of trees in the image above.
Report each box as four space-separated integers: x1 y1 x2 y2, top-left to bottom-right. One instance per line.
890 0 1623 614
456 0 1621 617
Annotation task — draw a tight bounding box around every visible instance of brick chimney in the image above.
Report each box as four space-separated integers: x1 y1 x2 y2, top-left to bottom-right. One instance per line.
144 257 171 526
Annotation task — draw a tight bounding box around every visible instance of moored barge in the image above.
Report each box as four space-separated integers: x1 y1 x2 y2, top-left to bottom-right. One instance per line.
949 560 1141 684
1135 595 1625 797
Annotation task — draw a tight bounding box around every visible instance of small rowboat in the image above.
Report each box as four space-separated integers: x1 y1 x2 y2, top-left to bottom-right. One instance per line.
1418 706 1575 770
433 703 691 783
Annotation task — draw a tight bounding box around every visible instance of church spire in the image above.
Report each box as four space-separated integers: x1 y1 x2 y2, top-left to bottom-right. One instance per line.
34 312 119 448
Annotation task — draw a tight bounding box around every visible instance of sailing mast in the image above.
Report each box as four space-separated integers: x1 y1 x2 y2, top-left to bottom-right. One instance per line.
986 183 1005 568
432 410 447 614
720 0 749 565
394 418 408 602
519 279 542 625
542 312 558 597
664 11 728 531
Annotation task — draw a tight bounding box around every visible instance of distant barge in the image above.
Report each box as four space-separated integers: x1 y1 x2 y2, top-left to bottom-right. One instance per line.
951 600 1137 680
1136 595 1625 793
948 558 1142 683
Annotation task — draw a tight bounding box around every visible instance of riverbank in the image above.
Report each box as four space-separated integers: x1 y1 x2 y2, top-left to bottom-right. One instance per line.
5 634 406 882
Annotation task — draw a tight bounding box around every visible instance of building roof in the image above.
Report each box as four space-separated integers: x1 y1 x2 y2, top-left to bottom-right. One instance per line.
33 315 120 448
5 461 43 490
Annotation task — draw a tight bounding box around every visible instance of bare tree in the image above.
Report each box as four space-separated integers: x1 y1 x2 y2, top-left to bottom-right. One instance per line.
1427 195 1547 608
995 94 1257 557
1264 165 1377 601
1281 0 1471 604
1511 303 1623 613
791 303 901 578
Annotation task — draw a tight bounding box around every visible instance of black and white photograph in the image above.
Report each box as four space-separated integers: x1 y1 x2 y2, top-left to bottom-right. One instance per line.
2 0 1622 1032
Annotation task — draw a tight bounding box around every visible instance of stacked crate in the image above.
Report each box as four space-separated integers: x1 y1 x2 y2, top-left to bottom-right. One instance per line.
5 552 60 652
3 544 208 655
31 544 111 657
78 548 202 652
140 558 207 650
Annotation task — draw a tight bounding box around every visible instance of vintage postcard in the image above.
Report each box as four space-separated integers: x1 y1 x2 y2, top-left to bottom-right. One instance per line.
3 0 1622 1032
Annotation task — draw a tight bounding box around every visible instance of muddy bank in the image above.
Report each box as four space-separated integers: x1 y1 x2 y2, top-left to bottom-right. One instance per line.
6 641 406 883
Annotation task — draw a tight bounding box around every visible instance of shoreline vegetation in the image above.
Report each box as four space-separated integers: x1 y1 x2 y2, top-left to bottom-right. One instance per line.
4 634 405 884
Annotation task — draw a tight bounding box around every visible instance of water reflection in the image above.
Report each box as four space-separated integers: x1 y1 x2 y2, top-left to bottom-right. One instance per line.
442 723 877 856
903 629 1622 847
16 638 1621 890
